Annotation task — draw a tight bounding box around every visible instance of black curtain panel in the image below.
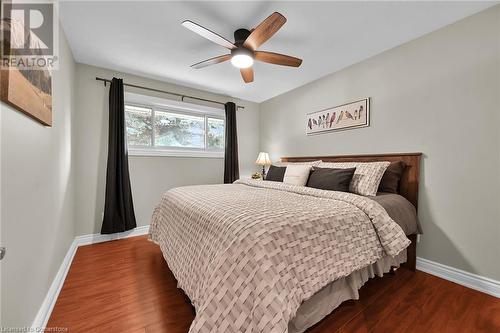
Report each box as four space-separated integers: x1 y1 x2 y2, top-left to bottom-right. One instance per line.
101 78 137 234
224 102 239 183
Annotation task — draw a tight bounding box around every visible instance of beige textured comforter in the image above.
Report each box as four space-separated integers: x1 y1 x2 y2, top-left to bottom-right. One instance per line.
149 179 410 333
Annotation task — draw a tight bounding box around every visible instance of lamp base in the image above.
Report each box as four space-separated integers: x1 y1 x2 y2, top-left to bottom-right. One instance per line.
261 166 266 180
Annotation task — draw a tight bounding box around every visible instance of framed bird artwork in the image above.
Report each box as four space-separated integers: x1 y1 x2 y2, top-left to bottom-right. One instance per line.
306 98 370 135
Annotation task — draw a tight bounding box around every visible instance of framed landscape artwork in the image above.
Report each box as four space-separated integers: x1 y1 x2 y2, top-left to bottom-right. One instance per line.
1 10 53 126
306 98 369 135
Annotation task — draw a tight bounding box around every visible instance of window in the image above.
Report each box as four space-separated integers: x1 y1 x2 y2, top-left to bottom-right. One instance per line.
124 93 225 158
124 105 152 147
207 118 225 150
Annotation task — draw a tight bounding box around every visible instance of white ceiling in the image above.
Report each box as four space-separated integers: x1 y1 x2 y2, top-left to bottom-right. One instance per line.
60 1 495 103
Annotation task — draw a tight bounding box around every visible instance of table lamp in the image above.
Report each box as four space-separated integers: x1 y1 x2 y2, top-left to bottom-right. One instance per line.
255 152 272 179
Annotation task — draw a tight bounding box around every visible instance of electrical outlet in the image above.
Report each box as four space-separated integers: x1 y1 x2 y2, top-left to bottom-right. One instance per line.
0 247 5 260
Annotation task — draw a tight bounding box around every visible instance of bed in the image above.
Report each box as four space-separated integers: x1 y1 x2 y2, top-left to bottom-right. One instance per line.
149 152 422 333
281 153 422 273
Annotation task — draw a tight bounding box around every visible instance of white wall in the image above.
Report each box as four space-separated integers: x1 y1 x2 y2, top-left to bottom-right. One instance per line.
74 64 260 235
260 6 500 280
0 30 76 326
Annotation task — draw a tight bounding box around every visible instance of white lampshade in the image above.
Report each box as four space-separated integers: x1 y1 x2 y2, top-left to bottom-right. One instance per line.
255 152 272 166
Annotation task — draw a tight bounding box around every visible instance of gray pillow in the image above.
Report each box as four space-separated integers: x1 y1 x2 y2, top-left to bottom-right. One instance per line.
265 165 287 182
306 167 356 192
378 161 406 194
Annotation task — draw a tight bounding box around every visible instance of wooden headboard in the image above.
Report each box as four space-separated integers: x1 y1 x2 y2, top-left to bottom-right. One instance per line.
281 153 422 209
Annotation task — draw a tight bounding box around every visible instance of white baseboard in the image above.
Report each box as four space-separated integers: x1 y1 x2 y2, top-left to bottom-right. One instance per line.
417 257 500 298
31 239 78 330
74 224 150 247
31 225 150 330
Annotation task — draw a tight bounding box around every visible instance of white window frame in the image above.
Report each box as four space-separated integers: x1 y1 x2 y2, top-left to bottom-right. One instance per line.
125 92 225 158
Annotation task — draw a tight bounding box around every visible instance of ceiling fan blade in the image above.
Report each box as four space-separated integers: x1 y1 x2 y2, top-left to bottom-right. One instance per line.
240 67 254 83
191 54 231 69
243 12 286 50
255 51 302 67
182 20 236 49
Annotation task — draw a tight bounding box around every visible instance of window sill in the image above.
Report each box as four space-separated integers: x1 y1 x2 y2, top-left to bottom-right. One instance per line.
128 148 224 159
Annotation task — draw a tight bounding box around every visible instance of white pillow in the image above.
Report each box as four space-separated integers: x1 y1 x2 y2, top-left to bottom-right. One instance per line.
283 165 312 186
318 161 390 196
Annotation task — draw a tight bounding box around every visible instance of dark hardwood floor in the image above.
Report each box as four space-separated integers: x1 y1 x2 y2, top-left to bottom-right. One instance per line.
48 236 500 333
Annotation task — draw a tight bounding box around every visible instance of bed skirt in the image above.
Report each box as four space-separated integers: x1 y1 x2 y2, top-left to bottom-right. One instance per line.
289 250 407 333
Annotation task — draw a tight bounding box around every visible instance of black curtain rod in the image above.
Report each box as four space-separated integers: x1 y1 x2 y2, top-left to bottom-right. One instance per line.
95 77 244 110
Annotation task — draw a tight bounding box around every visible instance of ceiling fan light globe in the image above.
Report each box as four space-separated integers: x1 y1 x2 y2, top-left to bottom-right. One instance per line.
231 54 254 69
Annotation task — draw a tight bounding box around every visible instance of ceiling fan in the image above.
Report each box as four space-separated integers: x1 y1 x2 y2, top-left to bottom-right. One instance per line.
182 12 302 83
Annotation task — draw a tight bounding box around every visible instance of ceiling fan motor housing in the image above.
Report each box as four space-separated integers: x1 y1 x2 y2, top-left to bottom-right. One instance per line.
234 28 251 46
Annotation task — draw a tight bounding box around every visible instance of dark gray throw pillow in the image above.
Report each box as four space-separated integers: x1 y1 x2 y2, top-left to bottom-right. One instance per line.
378 161 406 194
265 165 287 182
306 167 356 192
